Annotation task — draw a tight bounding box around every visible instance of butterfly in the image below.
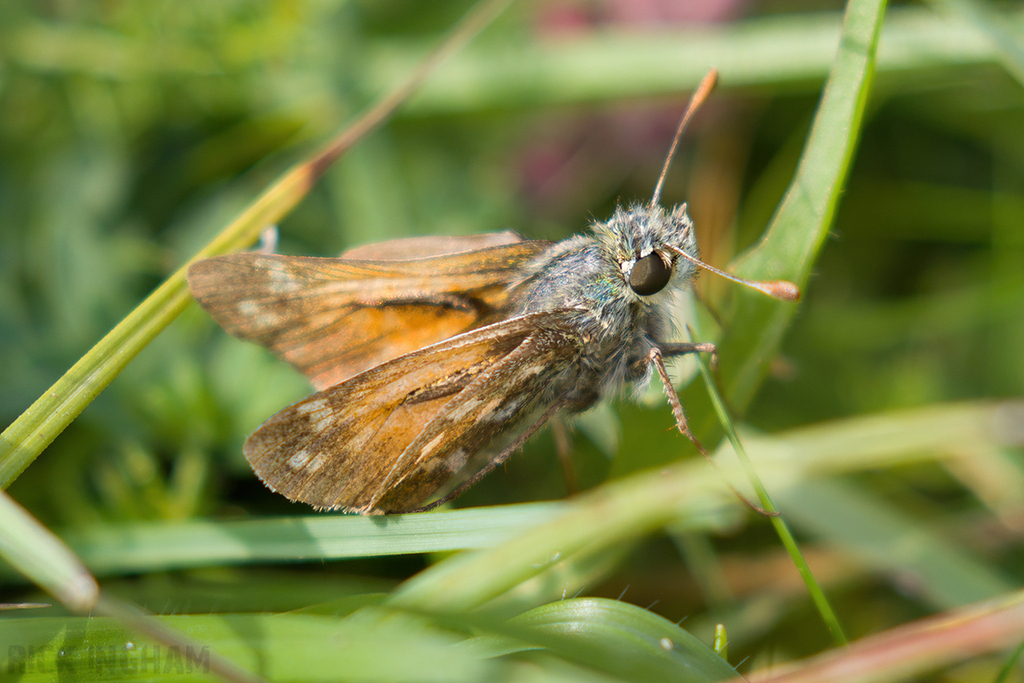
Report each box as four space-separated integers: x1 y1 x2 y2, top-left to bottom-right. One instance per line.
186 70 799 515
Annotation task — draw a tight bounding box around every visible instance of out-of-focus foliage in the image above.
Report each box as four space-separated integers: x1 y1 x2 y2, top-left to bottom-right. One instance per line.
2 0 1023 681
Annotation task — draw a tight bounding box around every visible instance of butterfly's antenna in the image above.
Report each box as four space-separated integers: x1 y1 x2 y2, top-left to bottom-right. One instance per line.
650 69 719 208
666 244 801 301
652 69 800 302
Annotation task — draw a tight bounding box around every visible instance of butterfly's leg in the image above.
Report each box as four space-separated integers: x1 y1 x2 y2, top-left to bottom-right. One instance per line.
647 343 716 454
659 341 718 369
654 343 779 517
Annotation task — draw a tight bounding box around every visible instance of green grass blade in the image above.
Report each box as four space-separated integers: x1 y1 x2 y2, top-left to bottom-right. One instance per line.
44 503 562 577
505 598 737 683
0 490 97 612
924 0 1024 86
388 399 1017 617
14 401 1010 597
691 329 847 645
681 0 888 442
8 602 708 683
1 609 485 683
994 638 1024 683
389 7 1024 113
777 479 1015 609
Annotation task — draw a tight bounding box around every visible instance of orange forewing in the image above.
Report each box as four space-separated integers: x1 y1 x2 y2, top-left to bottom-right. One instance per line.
187 234 550 388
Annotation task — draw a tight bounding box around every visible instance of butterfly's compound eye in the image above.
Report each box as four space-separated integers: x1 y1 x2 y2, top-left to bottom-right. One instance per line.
629 251 672 296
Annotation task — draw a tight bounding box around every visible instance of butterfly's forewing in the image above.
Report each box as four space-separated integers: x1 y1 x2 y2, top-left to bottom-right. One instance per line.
243 311 581 513
187 236 550 388
249 303 483 392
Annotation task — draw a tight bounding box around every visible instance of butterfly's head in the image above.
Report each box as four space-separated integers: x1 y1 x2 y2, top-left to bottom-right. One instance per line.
595 200 801 304
595 202 700 301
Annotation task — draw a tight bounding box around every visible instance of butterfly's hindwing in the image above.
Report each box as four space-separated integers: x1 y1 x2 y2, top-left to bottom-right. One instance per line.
242 311 580 513
370 324 581 512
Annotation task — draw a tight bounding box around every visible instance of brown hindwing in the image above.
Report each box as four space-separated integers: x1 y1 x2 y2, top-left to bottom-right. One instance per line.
242 310 581 513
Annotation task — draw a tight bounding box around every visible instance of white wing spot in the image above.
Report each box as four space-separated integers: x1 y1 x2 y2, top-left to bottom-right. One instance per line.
492 398 524 423
448 398 483 421
238 300 282 327
421 433 446 457
481 397 503 416
479 396 523 424
445 448 469 473
311 414 335 435
238 300 260 317
287 449 312 470
295 399 336 435
296 399 328 415
308 452 330 473
263 263 301 294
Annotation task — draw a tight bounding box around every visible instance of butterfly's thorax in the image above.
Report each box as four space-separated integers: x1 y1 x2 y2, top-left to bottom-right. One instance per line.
508 203 698 410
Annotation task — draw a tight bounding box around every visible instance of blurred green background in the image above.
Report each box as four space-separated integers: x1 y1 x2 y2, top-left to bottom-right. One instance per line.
1 0 1023 680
